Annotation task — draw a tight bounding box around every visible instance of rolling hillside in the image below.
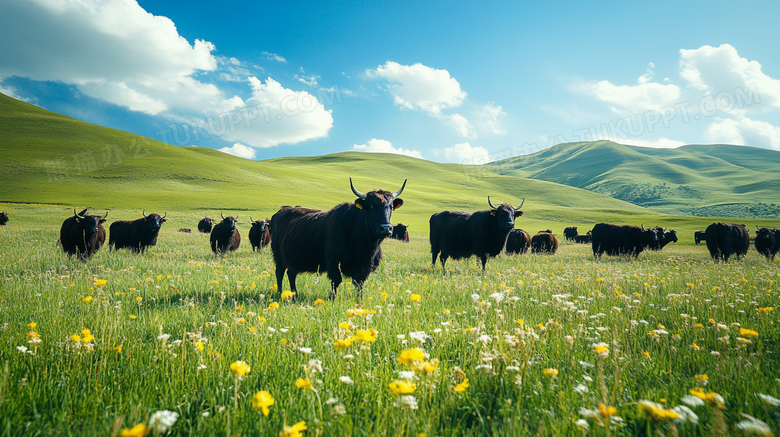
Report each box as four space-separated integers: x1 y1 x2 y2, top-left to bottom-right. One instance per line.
499 140 780 217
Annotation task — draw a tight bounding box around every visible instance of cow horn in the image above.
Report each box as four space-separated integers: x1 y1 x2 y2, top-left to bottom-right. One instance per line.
142 210 148 218
516 197 525 209
488 196 497 209
641 224 645 230
392 179 407 197
221 212 225 219
103 211 108 219
235 215 238 221
350 177 367 199
74 208 85 219
250 216 253 223
161 212 166 219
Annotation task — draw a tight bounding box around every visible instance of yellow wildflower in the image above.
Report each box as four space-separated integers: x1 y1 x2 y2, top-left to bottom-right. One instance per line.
543 368 559 377
455 378 470 393
119 423 150 437
113 345 122 353
280 421 307 437
135 296 143 302
281 290 295 300
252 390 274 416
81 296 93 303
739 328 758 338
268 302 279 311
196 341 204 351
353 330 376 343
638 400 680 421
412 359 439 375
70 334 81 343
598 403 618 418
333 338 353 350
230 361 251 378
28 322 37 329
381 292 389 302
398 348 426 365
410 294 421 302
338 322 351 330
694 374 709 384
689 387 725 408
295 378 314 391
94 279 107 287
314 299 325 306
389 380 417 395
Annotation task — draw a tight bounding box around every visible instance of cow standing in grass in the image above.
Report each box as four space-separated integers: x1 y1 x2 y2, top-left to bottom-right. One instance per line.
390 223 410 242
271 178 406 300
59 208 107 261
109 211 166 253
505 229 530 254
430 197 524 271
211 214 241 254
591 223 658 259
755 227 779 261
574 232 592 244
705 222 749 262
532 231 559 254
0 211 8 226
694 230 706 245
563 226 578 242
249 217 271 252
198 217 214 234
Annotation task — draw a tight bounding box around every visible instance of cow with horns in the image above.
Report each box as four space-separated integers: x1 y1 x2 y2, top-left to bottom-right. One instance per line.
390 223 410 242
505 229 531 254
109 211 167 253
271 178 407 300
248 217 271 252
59 208 107 261
754 226 779 261
591 223 658 259
0 211 8 226
429 197 524 270
647 227 678 251
211 213 241 254
705 222 749 263
198 217 214 234
694 230 706 245
563 226 578 242
531 231 559 254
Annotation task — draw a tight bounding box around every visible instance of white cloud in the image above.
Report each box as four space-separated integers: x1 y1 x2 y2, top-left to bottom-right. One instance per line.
219 142 256 159
0 0 241 116
352 138 423 159
476 102 507 135
296 74 319 87
367 61 467 114
679 44 780 111
705 116 780 150
621 137 687 148
578 63 681 114
440 142 490 164
262 52 287 63
0 84 31 102
447 113 476 139
220 77 333 148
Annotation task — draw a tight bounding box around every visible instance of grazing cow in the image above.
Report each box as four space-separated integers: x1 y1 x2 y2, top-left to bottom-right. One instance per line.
647 227 678 251
754 227 779 261
109 211 167 253
574 232 592 244
505 229 531 254
430 197 524 270
0 211 8 226
390 223 410 242
211 214 241 254
531 231 559 254
591 223 658 259
705 222 749 262
178 228 192 233
271 178 407 299
198 217 214 234
694 230 706 245
248 217 271 252
563 226 578 242
59 208 107 261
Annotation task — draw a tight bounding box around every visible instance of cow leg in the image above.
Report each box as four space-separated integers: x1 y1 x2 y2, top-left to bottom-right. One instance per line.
327 268 342 301
275 265 286 294
431 248 439 266
288 271 298 295
480 254 488 271
439 254 448 271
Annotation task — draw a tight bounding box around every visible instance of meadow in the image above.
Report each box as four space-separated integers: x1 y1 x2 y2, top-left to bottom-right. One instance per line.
1 206 779 436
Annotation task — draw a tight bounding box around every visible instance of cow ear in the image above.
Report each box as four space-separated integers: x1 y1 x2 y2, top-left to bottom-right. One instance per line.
514 210 524 218
355 198 365 210
393 198 403 210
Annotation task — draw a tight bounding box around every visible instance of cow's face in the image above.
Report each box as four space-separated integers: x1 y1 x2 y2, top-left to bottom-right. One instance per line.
355 192 402 237
222 216 238 231
203 218 213 225
642 228 659 246
491 205 522 231
79 215 104 234
252 220 267 233
666 230 678 243
144 213 166 231
757 228 774 244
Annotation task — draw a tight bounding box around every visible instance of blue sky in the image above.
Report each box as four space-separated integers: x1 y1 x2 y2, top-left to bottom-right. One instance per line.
1 1 779 162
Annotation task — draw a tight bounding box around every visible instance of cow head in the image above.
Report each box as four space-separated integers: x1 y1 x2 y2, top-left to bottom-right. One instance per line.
0 211 8 225
488 196 524 231
220 213 238 231
202 217 213 225
74 208 107 234
250 217 267 233
665 230 678 243
640 224 659 246
757 227 775 243
142 210 166 231
351 177 407 238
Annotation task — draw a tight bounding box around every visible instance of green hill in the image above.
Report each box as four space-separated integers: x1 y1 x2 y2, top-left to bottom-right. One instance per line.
499 140 780 217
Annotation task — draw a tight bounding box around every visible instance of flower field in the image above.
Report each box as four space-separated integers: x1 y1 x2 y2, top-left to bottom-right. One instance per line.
1 215 779 436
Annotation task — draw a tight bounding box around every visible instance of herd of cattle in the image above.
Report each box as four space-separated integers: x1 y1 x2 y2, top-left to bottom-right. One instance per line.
1 180 779 299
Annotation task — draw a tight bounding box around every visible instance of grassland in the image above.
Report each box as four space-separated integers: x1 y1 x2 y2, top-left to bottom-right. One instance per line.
1 205 779 436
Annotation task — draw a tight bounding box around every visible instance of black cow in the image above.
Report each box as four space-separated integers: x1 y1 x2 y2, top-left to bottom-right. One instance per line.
574 232 592 244
198 217 214 234
505 229 530 254
271 178 407 299
563 226 578 242
694 230 706 245
754 227 779 261
0 211 8 226
249 217 271 252
430 197 524 270
531 231 558 254
705 222 750 262
211 214 241 254
591 223 658 259
390 223 410 242
109 211 166 253
59 208 107 261
647 227 678 251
